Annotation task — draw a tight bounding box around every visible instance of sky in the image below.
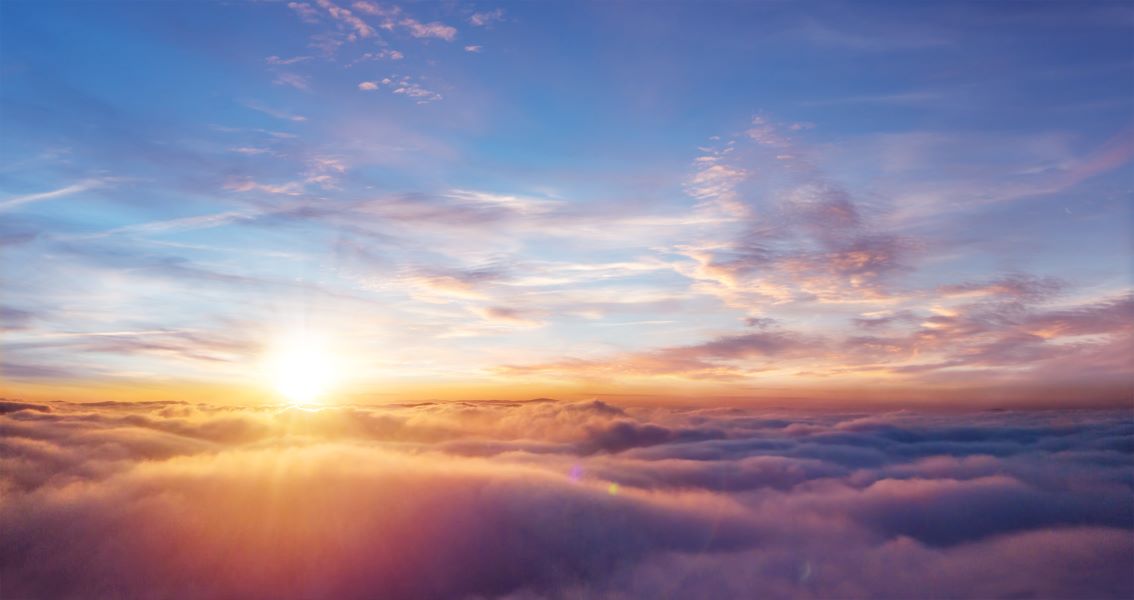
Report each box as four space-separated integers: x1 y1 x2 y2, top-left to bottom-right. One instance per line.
1 0 1132 406
1 4 1133 596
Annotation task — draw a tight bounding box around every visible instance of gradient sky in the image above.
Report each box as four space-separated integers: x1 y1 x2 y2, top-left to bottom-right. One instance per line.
1 0 1131 405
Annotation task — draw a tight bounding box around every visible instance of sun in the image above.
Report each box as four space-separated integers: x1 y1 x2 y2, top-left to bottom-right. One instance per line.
264 332 338 405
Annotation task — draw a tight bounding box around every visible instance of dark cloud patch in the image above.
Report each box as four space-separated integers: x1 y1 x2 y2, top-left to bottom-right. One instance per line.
0 360 83 380
0 399 52 414
939 273 1064 302
853 310 916 329
744 316 778 329
0 400 1130 598
0 305 36 331
499 330 824 380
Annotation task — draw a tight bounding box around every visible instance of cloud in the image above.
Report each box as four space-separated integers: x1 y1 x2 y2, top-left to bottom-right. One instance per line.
2 330 255 381
266 55 314 65
0 179 113 213
351 2 457 41
1 400 1130 598
348 49 404 65
357 76 442 103
938 274 1063 302
314 0 374 39
228 146 272 155
685 141 748 217
468 8 504 27
288 2 320 24
879 293 1134 378
464 44 482 53
401 266 505 302
472 305 545 328
401 19 457 41
241 100 308 122
0 306 36 331
273 72 310 91
672 116 919 310
501 329 824 380
223 177 305 195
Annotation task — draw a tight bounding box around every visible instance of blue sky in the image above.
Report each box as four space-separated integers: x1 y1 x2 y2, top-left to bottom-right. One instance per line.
1 0 1131 404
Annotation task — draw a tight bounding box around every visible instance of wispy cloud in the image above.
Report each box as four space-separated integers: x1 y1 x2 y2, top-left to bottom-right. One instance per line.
401 19 457 41
287 1 320 24
468 8 504 27
351 2 457 41
241 100 308 122
266 55 314 65
273 72 310 91
223 178 305 195
314 0 374 39
348 49 404 66
0 179 112 213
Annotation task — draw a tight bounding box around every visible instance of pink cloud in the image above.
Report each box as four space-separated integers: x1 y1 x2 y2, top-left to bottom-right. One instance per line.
1 400 1130 598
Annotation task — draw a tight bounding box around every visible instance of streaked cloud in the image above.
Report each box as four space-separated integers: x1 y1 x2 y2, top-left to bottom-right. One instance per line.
351 1 457 41
273 72 310 91
265 55 314 65
240 99 308 122
0 179 112 213
287 2 320 24
314 0 374 39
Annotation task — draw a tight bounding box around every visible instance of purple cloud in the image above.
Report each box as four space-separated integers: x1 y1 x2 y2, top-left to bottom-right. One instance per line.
2 400 1130 598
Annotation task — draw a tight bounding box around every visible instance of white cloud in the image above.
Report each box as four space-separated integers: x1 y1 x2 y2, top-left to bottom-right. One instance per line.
374 75 443 104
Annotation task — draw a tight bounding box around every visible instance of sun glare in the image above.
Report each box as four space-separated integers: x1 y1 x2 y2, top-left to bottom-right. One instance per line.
264 332 338 405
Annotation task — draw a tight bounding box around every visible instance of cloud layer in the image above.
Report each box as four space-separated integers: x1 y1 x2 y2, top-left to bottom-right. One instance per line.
2 399 1131 599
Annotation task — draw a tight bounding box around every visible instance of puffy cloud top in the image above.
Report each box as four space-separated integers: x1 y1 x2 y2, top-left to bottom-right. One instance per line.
1 399 1131 598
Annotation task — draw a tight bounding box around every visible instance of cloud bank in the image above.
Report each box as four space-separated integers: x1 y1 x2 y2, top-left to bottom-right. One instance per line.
2 399 1131 599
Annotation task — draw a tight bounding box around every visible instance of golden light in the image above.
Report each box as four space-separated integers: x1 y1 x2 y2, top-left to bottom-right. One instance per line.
263 331 338 405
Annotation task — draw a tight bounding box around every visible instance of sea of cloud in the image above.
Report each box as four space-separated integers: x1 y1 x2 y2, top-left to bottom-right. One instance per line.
1 398 1131 599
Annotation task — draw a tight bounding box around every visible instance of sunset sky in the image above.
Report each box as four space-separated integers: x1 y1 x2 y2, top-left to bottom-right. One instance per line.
2 3 1133 599
1 0 1132 406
